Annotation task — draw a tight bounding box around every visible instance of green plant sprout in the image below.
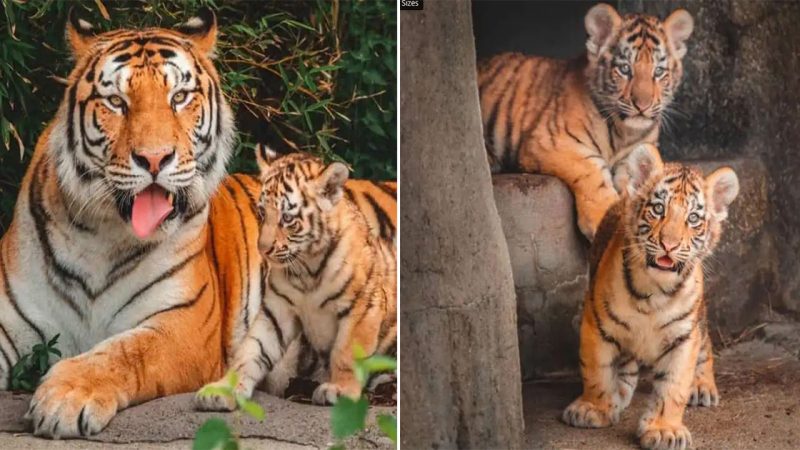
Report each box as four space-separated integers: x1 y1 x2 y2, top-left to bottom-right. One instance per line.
193 370 266 450
9 334 61 392
329 345 397 449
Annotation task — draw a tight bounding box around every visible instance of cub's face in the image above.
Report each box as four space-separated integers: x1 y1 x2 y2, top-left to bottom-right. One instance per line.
53 9 233 240
255 150 349 267
618 145 739 278
584 5 694 130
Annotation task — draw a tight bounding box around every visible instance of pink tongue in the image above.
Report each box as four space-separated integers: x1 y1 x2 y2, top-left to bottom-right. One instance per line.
131 185 173 239
657 255 674 268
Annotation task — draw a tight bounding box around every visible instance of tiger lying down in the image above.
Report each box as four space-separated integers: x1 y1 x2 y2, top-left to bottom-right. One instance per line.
0 8 394 439
563 144 739 450
195 146 397 409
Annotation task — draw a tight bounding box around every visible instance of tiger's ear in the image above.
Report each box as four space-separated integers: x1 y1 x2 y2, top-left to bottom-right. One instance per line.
66 8 98 59
585 3 621 57
705 167 739 221
176 7 217 56
614 144 664 196
315 162 350 211
254 144 278 178
664 9 694 59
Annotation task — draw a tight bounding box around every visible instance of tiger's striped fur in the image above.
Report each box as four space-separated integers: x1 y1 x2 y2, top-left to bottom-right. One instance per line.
563 144 740 450
0 10 279 438
478 4 693 239
195 148 396 409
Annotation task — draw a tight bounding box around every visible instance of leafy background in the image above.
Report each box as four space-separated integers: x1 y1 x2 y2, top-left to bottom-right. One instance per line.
0 0 396 234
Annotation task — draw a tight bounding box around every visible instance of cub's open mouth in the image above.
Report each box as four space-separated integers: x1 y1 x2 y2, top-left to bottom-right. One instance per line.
650 254 678 271
131 184 174 239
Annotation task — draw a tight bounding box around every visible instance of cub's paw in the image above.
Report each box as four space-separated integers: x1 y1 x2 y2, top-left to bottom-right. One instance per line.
312 382 360 406
638 421 692 450
194 379 238 412
688 380 719 407
561 398 617 428
26 360 120 438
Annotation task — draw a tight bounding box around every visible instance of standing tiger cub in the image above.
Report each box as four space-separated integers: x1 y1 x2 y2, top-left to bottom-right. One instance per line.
195 148 396 409
562 144 739 450
478 4 693 240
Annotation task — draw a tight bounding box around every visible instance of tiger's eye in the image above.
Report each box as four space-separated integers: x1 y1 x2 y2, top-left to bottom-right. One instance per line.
281 213 292 224
618 63 631 76
688 212 700 224
108 95 124 107
172 91 187 104
654 66 665 78
653 203 665 215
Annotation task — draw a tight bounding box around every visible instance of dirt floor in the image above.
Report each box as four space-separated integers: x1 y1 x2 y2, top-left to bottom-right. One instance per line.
523 339 800 450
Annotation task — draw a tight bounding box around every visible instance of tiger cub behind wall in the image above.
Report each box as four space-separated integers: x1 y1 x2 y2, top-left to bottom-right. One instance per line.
478 4 694 240
195 148 397 408
563 144 739 450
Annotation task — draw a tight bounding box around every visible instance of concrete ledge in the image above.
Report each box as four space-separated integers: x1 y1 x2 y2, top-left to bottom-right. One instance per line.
0 392 394 449
493 157 773 379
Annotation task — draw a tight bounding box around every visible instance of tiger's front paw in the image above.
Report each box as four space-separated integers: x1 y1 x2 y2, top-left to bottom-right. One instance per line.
562 398 617 428
688 379 719 407
193 379 239 412
26 359 121 438
312 382 361 406
638 421 692 450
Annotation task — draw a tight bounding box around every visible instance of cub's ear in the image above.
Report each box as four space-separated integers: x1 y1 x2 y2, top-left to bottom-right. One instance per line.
66 8 98 59
254 143 279 178
664 9 694 59
614 144 664 196
315 162 350 210
705 167 739 221
585 3 622 57
176 7 217 56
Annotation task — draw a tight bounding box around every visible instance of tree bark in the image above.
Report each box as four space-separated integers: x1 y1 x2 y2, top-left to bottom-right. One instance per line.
399 1 524 448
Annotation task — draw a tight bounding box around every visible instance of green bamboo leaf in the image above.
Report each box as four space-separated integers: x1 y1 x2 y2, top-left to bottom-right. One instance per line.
192 418 233 450
330 396 368 440
376 414 397 444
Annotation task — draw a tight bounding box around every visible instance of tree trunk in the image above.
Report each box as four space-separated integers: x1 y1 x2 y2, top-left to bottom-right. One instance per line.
399 2 524 448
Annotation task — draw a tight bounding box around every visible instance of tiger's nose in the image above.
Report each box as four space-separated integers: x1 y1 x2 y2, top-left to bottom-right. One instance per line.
661 238 680 252
633 96 653 113
132 148 176 175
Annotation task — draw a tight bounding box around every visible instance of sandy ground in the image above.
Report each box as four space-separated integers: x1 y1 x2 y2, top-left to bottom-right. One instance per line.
523 340 800 450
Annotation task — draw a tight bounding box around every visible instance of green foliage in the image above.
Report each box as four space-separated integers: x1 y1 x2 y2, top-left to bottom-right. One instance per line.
9 334 61 392
0 0 396 235
193 370 265 450
330 345 397 448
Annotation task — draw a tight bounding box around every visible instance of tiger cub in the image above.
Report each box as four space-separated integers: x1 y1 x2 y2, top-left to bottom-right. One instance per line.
562 144 739 450
478 4 694 240
196 148 396 408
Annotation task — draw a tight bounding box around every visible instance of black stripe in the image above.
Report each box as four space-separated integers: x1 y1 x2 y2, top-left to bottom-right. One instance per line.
1 240 46 342
312 235 340 277
135 283 208 327
337 305 353 320
659 299 697 329
655 331 692 363
113 248 203 319
362 192 395 241
267 278 295 307
374 181 397 198
261 303 285 350
0 322 19 359
223 181 252 329
602 296 630 330
590 297 621 351
251 335 274 371
622 249 650 300
319 274 354 309
230 174 259 218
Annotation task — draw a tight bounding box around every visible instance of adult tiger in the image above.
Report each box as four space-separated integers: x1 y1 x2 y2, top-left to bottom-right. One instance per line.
0 9 267 438
195 146 396 409
478 4 693 240
562 144 739 450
